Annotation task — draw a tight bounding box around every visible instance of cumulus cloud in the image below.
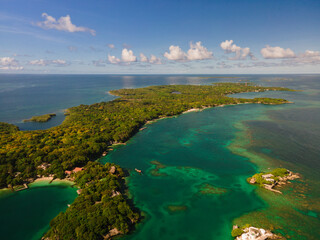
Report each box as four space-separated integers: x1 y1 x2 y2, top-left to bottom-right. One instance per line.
164 42 213 61
220 40 255 60
187 41 213 60
139 53 162 64
108 49 161 65
29 59 68 66
0 57 23 70
282 50 320 65
235 49 320 68
260 45 295 59
36 13 96 36
107 44 115 49
121 48 137 62
149 55 162 64
140 53 148 62
164 45 187 61
108 54 121 64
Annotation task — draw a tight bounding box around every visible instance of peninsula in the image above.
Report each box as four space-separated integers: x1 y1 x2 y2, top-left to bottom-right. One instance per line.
23 113 56 122
0 83 293 239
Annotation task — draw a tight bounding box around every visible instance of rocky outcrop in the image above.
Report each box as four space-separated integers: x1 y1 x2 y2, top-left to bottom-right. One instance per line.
236 227 279 240
104 228 122 239
109 166 116 174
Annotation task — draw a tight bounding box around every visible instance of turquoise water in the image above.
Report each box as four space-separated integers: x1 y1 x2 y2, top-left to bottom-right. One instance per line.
0 74 319 239
0 182 77 240
101 104 283 240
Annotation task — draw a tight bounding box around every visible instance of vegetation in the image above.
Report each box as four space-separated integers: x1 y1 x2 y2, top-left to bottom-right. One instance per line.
43 162 139 240
23 113 56 122
248 168 290 186
0 83 292 188
231 228 244 237
0 83 293 238
231 224 251 238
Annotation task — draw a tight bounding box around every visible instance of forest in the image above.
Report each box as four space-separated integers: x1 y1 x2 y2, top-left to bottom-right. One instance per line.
0 83 293 188
43 162 139 240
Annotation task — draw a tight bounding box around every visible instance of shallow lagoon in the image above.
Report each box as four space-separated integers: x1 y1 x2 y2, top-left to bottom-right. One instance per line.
0 181 77 240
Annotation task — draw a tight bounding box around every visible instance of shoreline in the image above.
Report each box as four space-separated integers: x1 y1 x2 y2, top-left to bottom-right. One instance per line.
30 177 75 186
0 177 76 194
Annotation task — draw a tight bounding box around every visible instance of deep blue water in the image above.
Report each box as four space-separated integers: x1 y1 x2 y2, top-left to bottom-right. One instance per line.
1 74 318 130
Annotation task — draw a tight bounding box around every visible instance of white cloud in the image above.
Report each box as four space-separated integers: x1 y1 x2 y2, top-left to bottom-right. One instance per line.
0 57 23 70
220 40 255 60
164 45 187 61
149 55 162 64
140 53 162 64
235 49 320 67
164 42 213 61
108 54 121 64
301 50 320 58
107 44 115 49
121 48 137 62
282 50 320 65
140 53 148 62
187 41 213 60
260 45 295 59
36 13 96 36
29 59 68 66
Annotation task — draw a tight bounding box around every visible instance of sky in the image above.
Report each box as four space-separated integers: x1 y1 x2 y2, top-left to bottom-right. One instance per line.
0 0 320 74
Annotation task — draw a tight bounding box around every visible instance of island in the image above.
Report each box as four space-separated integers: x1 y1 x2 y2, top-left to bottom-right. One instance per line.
247 168 300 193
0 83 294 239
23 113 56 122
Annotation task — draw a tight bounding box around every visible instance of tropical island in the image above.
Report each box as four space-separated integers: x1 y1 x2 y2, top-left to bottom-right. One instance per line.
248 168 300 193
0 83 294 239
23 113 56 122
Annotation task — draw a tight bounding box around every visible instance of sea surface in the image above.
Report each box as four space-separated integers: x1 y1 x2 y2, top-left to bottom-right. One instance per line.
0 74 319 239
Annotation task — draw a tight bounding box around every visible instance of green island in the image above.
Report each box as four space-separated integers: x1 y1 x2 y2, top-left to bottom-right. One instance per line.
248 168 300 194
0 83 293 239
23 113 56 122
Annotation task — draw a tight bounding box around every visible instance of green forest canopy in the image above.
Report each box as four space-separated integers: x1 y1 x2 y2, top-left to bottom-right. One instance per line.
0 83 293 188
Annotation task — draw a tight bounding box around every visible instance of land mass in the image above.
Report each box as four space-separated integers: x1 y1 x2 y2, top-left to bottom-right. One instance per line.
248 168 300 194
0 83 294 239
23 113 56 122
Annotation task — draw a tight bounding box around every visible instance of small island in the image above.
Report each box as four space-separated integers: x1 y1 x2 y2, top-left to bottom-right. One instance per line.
23 113 56 122
248 168 300 193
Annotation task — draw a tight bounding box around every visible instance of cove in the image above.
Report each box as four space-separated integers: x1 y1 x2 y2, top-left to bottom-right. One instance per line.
0 181 78 240
101 103 279 240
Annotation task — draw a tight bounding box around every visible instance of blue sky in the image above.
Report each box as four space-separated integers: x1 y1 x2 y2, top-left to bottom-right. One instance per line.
0 0 320 74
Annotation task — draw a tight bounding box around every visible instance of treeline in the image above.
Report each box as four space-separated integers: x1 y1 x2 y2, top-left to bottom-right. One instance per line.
0 83 292 189
43 162 139 240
